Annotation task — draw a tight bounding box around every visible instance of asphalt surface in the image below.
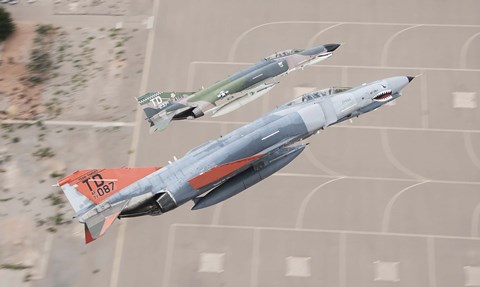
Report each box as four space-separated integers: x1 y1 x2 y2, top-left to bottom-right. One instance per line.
9 0 479 286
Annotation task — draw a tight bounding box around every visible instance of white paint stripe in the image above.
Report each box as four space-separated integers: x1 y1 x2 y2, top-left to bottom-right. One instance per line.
6 118 479 134
162 224 176 287
189 60 480 72
381 181 431 232
460 32 480 69
295 177 345 229
261 130 279 141
0 119 134 127
250 229 260 287
420 70 429 128
32 233 53 280
335 124 480 134
252 73 263 80
306 23 345 48
339 232 346 287
381 24 424 66
227 21 480 61
380 129 428 180
109 0 161 286
464 132 480 170
470 202 480 238
173 222 480 241
146 16 154 30
303 146 343 176
427 237 437 287
211 202 223 225
273 172 480 185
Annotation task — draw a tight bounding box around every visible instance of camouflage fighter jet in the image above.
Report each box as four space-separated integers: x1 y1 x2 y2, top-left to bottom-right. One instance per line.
136 43 341 132
58 76 414 243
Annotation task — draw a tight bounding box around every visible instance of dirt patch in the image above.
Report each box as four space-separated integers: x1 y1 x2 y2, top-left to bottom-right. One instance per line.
54 0 127 16
0 23 43 120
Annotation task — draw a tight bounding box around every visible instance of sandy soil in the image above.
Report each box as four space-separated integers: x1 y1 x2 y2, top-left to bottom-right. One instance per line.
0 18 147 285
0 23 42 120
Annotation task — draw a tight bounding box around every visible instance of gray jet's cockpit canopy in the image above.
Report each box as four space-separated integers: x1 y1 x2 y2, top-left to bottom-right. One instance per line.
282 86 353 108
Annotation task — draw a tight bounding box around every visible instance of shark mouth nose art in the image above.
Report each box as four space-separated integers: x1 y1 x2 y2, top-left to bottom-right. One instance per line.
373 89 393 102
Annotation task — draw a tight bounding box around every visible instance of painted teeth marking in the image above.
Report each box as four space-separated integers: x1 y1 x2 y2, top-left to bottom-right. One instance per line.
373 89 393 102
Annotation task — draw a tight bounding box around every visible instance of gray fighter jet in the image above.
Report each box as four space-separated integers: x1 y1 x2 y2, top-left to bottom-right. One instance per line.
58 76 414 243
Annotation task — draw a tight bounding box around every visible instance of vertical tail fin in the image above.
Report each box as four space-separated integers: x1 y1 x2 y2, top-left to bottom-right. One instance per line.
57 167 161 243
136 91 195 132
57 167 161 215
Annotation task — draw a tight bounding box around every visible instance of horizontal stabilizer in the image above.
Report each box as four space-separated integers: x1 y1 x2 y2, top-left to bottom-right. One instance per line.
84 200 127 244
188 154 265 190
149 112 176 133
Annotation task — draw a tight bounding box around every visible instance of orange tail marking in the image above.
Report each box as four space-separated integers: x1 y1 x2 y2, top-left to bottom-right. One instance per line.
188 154 264 190
58 167 161 204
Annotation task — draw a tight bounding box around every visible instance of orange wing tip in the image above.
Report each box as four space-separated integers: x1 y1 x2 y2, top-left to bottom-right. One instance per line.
188 154 264 189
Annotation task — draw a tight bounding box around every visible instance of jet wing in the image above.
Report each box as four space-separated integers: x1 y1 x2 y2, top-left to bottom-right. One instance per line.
209 82 277 117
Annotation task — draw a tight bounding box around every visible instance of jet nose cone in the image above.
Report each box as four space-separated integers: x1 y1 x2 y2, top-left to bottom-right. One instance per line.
324 43 341 52
385 76 414 94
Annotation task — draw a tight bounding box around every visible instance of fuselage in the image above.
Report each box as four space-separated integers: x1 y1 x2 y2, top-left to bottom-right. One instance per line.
85 76 413 221
176 44 339 116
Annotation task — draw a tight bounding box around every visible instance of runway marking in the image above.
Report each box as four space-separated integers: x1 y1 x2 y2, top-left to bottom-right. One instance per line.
341 66 349 86
173 222 480 241
185 119 480 135
227 21 480 62
420 70 429 128
380 129 428 180
463 133 480 171
427 237 437 287
295 177 346 229
381 181 431 232
0 119 135 127
303 146 343 176
460 32 480 69
251 228 261 287
163 224 177 287
188 61 480 77
109 0 161 286
285 256 311 277
32 233 53 280
339 232 346 287
274 172 480 186
470 202 480 238
380 24 424 66
373 261 400 282
211 202 223 225
306 23 345 48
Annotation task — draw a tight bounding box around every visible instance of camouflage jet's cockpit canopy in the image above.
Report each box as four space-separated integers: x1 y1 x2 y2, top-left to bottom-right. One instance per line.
264 49 303 60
